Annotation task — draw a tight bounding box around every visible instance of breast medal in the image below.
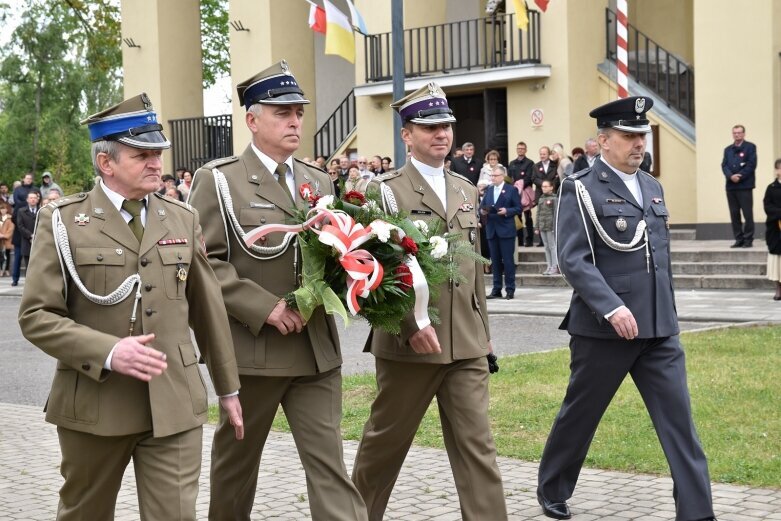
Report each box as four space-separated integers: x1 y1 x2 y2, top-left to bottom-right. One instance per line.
615 217 628 232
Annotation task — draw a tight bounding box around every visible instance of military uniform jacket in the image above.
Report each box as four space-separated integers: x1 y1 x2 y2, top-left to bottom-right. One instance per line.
189 145 341 377
557 159 679 339
365 162 491 363
18 186 240 438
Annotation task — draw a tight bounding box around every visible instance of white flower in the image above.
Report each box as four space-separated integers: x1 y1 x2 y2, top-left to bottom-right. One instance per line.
315 194 334 209
371 220 392 243
413 219 429 235
363 199 379 212
430 236 448 259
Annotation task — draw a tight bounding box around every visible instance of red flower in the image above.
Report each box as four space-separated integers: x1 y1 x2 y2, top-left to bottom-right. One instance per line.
395 264 413 292
400 236 419 255
342 190 366 205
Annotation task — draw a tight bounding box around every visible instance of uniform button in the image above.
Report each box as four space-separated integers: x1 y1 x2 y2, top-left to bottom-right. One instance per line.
81 363 90 371
618 209 623 213
140 258 149 267
177 253 182 260
449 222 453 229
96 254 103 261
652 247 656 251
648 229 652 234
455 282 460 287
260 217 267 224
144 283 153 291
145 308 154 316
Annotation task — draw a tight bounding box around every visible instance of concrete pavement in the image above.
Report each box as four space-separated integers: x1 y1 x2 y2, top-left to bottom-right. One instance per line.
2 270 780 519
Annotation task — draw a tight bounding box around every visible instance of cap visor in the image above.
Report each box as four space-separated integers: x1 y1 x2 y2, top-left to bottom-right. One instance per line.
409 114 457 125
258 93 311 105
117 131 172 150
611 123 651 134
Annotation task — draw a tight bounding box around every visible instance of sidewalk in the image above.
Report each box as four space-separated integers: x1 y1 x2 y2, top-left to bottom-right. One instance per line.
2 402 780 520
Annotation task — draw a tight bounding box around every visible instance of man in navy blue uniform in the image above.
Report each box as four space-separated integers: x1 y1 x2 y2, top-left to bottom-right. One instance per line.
480 164 521 299
536 96 717 521
721 124 757 247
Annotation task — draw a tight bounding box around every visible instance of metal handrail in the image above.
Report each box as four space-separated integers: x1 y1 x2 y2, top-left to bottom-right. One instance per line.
605 8 694 122
364 10 541 83
168 114 233 172
314 90 355 160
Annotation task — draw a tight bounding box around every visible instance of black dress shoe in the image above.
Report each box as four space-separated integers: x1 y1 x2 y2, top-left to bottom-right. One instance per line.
505 293 514 300
537 492 571 519
486 293 502 299
730 241 744 248
741 241 753 248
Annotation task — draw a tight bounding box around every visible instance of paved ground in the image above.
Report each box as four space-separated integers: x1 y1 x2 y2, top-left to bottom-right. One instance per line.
1 271 780 520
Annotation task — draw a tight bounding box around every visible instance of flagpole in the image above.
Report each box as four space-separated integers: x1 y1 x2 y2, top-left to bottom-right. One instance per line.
391 0 405 168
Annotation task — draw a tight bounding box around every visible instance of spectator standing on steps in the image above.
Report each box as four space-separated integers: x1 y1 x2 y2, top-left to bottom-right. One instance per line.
722 124 757 248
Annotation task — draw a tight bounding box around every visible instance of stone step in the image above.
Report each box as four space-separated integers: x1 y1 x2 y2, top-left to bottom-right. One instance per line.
672 262 766 276
670 228 696 241
670 250 767 262
486 272 774 290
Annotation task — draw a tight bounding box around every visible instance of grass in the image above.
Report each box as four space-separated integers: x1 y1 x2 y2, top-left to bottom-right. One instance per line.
209 325 781 488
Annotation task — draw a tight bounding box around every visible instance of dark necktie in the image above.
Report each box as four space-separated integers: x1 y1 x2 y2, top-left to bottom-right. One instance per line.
121 199 145 242
275 163 294 203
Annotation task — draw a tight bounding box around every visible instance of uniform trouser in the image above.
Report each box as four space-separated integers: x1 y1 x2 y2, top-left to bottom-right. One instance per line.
537 335 715 521
209 369 367 521
726 188 754 243
488 235 516 294
352 357 507 521
56 426 202 521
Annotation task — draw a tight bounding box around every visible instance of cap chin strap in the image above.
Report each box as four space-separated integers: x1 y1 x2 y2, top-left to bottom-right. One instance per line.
51 208 143 333
99 123 164 141
573 179 651 273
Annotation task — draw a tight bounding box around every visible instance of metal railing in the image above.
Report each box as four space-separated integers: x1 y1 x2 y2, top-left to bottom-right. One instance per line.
605 8 694 122
364 10 541 83
168 114 233 173
314 90 355 160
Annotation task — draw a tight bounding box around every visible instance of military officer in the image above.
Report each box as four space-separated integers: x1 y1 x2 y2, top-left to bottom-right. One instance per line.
351 82 507 521
536 96 716 521
18 93 243 521
187 61 367 521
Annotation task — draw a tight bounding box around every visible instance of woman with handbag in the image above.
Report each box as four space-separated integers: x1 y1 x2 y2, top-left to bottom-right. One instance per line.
764 159 781 300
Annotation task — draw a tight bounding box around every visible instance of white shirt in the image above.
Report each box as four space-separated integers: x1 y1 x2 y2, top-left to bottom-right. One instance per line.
411 156 446 209
251 143 295 196
100 180 148 226
601 158 643 207
492 184 503 203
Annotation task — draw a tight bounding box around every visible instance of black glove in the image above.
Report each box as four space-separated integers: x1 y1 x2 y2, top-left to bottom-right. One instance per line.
486 353 499 374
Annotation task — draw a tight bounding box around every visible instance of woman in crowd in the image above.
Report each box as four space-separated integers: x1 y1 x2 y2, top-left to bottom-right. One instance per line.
478 149 502 189
0 202 13 277
344 166 368 193
764 158 781 300
551 144 573 181
177 170 193 199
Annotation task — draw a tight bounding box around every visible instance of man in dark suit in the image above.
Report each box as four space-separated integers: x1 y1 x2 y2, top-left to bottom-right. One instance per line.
571 137 599 173
480 164 521 299
188 60 367 521
14 190 39 285
18 93 243 521
721 124 757 247
11 172 37 285
450 141 480 185
536 96 716 521
352 82 507 521
508 141 536 246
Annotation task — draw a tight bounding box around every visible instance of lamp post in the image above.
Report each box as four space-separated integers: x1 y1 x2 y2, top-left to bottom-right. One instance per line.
392 0 405 168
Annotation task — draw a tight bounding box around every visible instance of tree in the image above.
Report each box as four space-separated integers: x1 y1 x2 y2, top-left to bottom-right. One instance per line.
200 0 230 90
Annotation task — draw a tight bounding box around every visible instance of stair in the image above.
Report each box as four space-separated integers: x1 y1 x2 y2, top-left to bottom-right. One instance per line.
485 236 774 290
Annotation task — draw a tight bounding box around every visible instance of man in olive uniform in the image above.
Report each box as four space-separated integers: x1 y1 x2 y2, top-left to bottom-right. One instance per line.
18 93 243 521
352 82 507 521
188 61 367 521
536 96 716 521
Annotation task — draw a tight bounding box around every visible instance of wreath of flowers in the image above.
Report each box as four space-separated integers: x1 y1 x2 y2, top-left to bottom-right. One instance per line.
245 189 486 334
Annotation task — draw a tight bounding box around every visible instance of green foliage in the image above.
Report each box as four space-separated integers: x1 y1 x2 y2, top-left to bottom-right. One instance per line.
0 0 121 191
200 0 229 89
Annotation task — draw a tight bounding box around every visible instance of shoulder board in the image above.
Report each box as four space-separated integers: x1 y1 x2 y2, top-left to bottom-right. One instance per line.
374 171 401 182
567 167 592 180
294 157 326 173
154 192 194 212
447 171 472 184
202 156 239 171
47 192 88 209
640 170 661 184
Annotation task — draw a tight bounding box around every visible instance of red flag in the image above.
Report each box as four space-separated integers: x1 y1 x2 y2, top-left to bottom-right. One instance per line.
534 0 548 12
309 4 326 34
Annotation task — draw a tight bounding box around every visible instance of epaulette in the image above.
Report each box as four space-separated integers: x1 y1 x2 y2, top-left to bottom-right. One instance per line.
46 192 88 209
201 156 239 171
640 170 661 185
154 191 194 213
567 167 592 180
373 171 401 182
447 171 472 184
294 157 326 173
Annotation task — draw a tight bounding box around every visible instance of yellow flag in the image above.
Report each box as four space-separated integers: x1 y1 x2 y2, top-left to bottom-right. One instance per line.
512 0 529 30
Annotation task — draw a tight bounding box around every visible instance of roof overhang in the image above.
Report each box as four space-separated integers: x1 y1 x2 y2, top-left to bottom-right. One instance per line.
354 63 552 98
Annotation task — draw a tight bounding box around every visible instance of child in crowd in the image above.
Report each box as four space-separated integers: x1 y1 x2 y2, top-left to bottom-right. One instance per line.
535 179 559 275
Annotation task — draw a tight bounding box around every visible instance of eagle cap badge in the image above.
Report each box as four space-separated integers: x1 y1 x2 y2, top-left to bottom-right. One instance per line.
635 97 646 114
